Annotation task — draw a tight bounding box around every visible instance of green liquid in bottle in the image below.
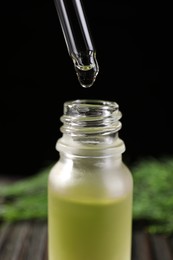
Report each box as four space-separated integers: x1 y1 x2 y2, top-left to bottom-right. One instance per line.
48 187 132 260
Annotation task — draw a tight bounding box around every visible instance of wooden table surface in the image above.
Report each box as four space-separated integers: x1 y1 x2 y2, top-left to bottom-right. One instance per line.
0 221 173 260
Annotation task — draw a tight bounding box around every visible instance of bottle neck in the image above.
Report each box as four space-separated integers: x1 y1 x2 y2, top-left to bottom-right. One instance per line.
56 99 125 157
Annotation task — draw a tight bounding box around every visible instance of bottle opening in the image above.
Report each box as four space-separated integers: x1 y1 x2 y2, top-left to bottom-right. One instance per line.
57 99 125 156
60 99 122 136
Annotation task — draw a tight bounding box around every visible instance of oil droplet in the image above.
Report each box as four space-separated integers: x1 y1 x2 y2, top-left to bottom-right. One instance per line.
71 51 99 88
75 65 98 88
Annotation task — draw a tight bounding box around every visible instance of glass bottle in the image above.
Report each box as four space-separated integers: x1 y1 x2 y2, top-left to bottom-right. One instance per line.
48 99 133 260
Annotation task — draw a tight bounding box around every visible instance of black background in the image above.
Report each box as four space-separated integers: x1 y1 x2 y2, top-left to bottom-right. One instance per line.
0 0 170 176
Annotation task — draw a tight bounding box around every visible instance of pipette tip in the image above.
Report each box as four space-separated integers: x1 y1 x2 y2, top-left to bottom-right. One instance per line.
71 51 99 88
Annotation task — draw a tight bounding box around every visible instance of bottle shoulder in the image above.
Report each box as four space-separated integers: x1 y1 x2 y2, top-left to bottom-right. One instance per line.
48 159 133 202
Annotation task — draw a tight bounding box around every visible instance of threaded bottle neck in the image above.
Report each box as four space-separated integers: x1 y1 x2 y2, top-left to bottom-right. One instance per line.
60 99 122 137
56 100 125 157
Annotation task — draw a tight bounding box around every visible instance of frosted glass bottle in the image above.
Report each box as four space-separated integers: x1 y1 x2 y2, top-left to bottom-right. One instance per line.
48 99 133 260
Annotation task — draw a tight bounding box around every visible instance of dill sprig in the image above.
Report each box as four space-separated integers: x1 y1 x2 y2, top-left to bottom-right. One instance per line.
132 157 173 234
0 166 51 222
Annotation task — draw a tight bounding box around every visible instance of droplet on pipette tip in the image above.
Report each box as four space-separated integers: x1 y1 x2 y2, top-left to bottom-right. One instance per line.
71 51 99 88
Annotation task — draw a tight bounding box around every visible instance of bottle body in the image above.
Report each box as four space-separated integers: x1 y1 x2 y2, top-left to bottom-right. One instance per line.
48 100 133 260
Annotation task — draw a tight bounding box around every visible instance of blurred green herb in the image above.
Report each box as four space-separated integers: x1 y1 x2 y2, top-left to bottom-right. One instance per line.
0 158 173 234
0 166 51 222
132 157 173 234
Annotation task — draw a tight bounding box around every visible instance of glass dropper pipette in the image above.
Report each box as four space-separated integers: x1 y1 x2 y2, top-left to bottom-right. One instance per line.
54 0 99 88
